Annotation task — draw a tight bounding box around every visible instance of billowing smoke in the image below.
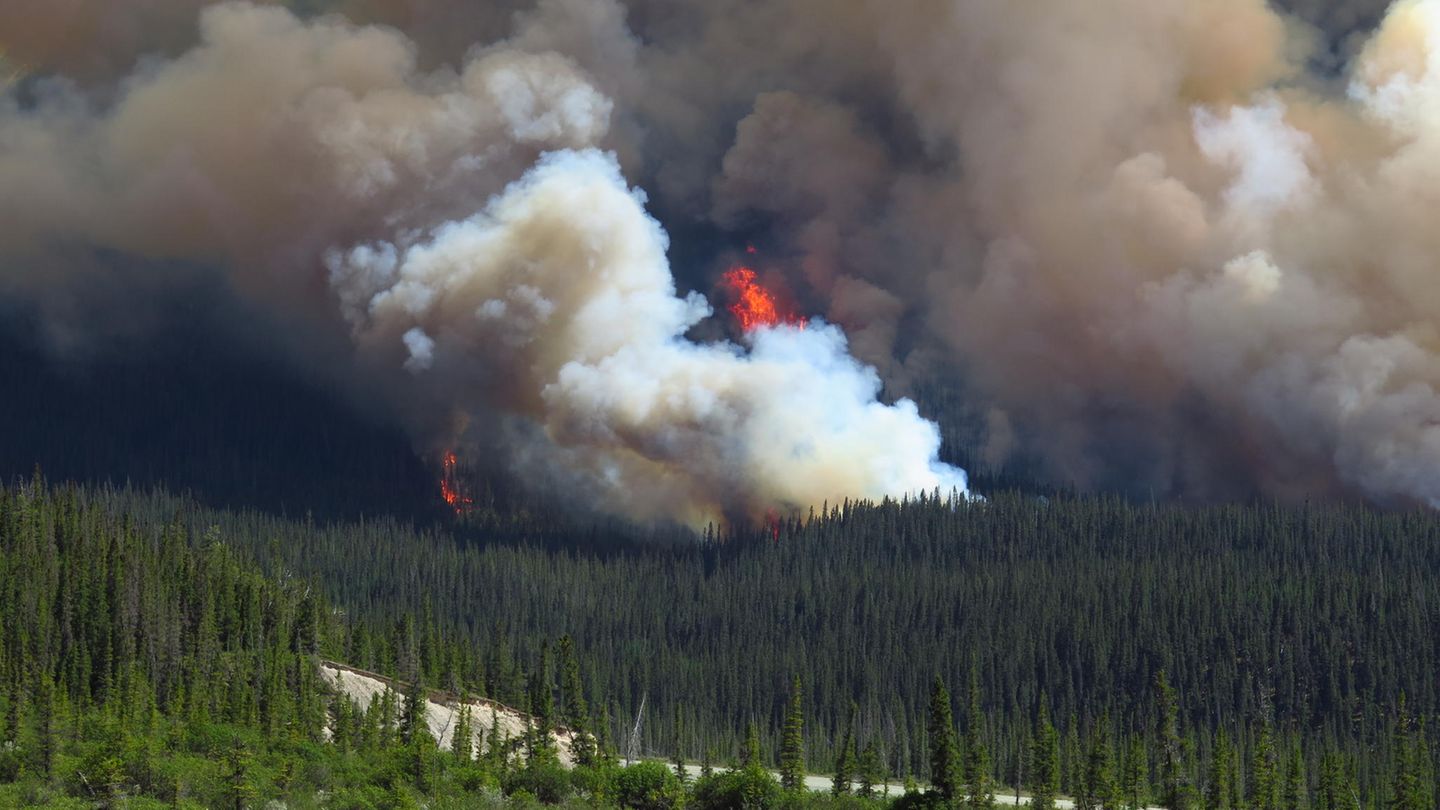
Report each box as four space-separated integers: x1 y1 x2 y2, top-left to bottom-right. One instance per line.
329 150 965 524
0 1 966 525
18 0 1440 516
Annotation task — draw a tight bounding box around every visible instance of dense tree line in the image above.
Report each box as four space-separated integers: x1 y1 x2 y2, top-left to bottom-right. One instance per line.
0 476 970 807
34 477 1436 808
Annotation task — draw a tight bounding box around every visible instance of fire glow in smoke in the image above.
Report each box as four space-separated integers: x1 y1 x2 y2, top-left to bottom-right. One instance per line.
329 149 969 526
439 451 473 515
67 0 1440 520
722 266 808 332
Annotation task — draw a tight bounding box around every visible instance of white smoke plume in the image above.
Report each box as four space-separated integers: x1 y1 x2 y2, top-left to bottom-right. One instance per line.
20 0 1440 514
328 149 967 525
0 1 967 525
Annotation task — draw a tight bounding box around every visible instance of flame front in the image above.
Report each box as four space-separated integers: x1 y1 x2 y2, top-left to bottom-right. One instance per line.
439 450 474 515
721 266 807 332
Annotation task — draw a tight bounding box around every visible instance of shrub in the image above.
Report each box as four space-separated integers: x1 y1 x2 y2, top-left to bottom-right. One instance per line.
614 761 684 810
691 765 782 810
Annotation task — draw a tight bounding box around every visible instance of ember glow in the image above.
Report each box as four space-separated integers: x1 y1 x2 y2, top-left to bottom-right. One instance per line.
439 451 474 515
721 266 807 332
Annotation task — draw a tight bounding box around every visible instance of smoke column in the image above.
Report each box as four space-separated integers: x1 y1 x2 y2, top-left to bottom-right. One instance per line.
17 0 1440 512
329 149 966 524
0 2 966 526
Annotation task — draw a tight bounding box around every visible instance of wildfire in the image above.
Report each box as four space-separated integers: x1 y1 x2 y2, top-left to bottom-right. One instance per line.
439 450 474 515
721 266 807 332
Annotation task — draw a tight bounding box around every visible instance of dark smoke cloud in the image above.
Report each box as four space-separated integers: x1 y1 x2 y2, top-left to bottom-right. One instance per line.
9 0 1440 516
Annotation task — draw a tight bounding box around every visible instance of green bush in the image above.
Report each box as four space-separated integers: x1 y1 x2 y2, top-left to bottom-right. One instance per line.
888 789 948 810
326 784 392 810
450 761 501 793
691 765 782 810
614 761 684 810
569 761 620 803
504 759 573 804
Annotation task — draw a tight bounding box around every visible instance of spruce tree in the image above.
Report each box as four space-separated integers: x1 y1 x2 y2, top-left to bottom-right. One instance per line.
401 675 428 746
743 722 763 768
700 746 714 780
529 641 554 733
452 700 473 760
1155 671 1190 810
222 739 256 810
928 676 960 801
1205 729 1234 810
485 708 505 767
333 694 354 755
1123 734 1148 810
833 701 856 796
1282 740 1306 810
34 672 55 776
780 676 805 792
552 634 593 760
377 686 397 749
1387 696 1429 810
1031 697 1061 810
1085 714 1120 810
858 740 883 799
558 635 587 729
1250 724 1279 810
964 668 995 809
672 704 689 785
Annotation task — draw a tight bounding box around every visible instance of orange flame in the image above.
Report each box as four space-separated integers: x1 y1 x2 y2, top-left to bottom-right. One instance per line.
721 266 807 332
439 450 474 515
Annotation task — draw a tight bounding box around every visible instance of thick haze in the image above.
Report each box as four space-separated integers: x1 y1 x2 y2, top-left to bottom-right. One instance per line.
11 0 1440 517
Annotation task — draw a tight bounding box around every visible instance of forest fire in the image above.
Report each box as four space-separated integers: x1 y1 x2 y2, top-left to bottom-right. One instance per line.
439 450 473 515
721 266 807 332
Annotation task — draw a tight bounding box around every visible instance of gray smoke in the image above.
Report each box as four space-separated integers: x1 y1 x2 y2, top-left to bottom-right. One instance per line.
12 0 1440 515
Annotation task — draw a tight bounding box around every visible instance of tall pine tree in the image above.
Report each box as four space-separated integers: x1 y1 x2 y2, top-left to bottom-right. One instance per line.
780 676 805 792
928 676 961 801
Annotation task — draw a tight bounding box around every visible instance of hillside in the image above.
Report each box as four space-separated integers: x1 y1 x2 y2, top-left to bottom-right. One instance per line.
319 660 582 766
2 478 1437 806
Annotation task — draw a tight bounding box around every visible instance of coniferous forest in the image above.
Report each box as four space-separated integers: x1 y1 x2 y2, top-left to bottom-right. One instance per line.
2 473 1437 808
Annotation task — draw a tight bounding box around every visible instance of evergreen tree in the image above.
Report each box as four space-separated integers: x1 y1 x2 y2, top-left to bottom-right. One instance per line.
33 672 55 776
1386 696 1430 810
1282 740 1306 810
743 722 763 768
780 676 805 792
565 664 597 764
452 700 474 760
858 740 884 799
594 700 615 764
377 686 398 749
222 739 256 810
1123 734 1149 810
1064 715 1083 798
1155 671 1190 810
1205 729 1234 810
1031 697 1061 810
332 693 354 754
557 635 587 729
964 667 995 809
1315 751 1358 810
1250 724 1280 810
700 745 714 780
1084 714 1120 810
529 641 554 733
526 643 556 762
928 676 961 801
401 675 428 746
672 704 688 785
485 708 506 767
833 701 856 796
